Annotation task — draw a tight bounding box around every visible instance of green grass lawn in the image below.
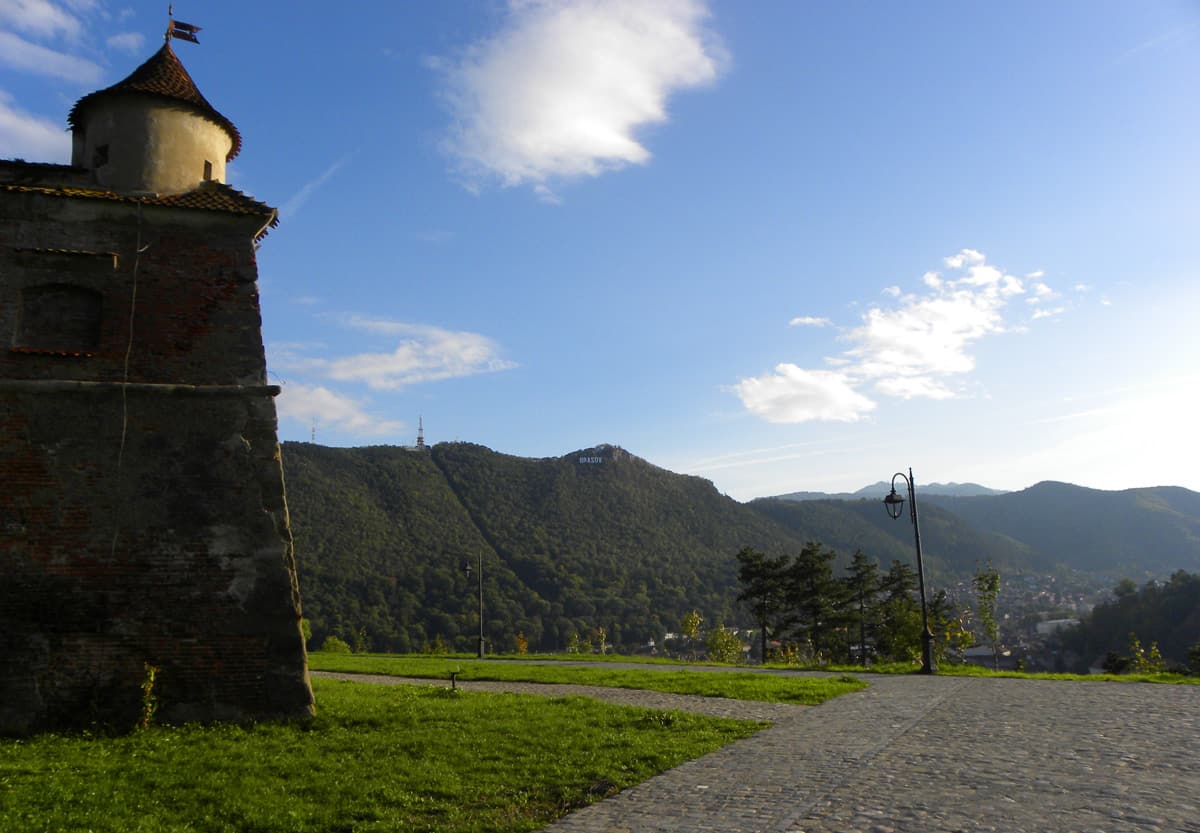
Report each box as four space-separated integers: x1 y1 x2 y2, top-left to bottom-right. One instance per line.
769 660 1200 684
0 678 765 833
309 653 867 704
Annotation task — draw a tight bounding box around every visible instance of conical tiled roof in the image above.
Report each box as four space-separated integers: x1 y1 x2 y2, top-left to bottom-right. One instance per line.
68 41 242 161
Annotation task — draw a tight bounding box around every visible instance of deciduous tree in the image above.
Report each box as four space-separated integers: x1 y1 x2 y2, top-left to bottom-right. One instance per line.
972 562 1001 669
681 609 703 660
705 623 743 664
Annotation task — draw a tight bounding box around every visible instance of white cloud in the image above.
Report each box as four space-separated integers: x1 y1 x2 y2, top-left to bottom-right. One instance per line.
105 31 142 53
0 0 83 40
733 365 876 424
275 383 404 437
874 375 954 400
734 250 1060 423
789 315 831 327
1025 280 1057 304
943 248 985 269
276 318 518 391
847 286 1011 379
0 88 70 160
882 285 902 298
438 0 727 193
0 29 101 82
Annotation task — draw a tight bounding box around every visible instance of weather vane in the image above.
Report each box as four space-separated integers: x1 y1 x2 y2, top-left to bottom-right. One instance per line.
166 5 201 44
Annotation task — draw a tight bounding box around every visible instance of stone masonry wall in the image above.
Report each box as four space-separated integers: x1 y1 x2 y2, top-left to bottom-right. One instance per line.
0 188 314 735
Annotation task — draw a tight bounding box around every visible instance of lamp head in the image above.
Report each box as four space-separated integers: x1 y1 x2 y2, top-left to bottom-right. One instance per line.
883 488 905 520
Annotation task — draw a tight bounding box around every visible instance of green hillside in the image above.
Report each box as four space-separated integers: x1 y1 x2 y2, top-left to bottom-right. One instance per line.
281 442 1200 656
282 442 811 653
744 497 1043 581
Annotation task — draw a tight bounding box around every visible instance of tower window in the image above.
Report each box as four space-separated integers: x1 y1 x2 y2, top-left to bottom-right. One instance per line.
16 284 103 353
203 160 213 181
93 144 109 168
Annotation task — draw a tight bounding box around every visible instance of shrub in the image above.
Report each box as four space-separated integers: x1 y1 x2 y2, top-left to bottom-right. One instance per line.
705 624 742 664
322 635 352 654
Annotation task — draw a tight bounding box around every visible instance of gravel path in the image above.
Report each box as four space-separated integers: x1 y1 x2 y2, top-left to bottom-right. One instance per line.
311 670 1200 833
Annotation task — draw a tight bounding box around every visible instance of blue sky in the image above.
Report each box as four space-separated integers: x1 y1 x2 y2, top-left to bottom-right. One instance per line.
3 0 1198 500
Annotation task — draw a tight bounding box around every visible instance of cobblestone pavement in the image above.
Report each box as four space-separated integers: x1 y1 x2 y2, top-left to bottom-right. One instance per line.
312 671 1200 833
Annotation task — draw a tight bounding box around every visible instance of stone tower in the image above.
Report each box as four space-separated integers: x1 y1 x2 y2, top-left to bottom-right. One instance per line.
0 40 315 734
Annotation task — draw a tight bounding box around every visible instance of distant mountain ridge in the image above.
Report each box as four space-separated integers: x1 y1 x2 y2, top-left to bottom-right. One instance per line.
772 481 1009 502
280 441 1200 654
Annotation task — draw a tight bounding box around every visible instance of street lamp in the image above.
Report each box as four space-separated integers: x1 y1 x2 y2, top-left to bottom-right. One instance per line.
462 553 484 658
883 468 936 674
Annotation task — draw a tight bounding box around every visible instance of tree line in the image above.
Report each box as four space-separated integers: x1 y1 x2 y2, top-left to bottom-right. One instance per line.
735 543 997 667
1058 570 1200 672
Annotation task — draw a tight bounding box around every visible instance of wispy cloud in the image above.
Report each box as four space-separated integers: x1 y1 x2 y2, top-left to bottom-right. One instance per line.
1115 23 1197 64
281 155 351 219
0 88 70 160
734 250 1060 423
275 382 404 437
437 0 727 196
0 0 84 40
105 31 143 53
789 316 831 327
0 29 102 82
1025 279 1056 302
274 316 518 391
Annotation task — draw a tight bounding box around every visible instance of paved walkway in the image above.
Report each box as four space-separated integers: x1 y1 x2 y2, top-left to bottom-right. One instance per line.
312 670 1200 833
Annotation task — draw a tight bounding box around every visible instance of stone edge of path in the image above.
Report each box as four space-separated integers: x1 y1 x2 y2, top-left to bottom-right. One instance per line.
309 669 809 722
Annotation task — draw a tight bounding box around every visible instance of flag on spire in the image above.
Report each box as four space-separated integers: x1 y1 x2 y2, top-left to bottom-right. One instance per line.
167 18 201 44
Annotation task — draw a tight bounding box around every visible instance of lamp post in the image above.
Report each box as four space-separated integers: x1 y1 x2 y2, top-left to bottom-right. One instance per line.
883 468 936 674
463 553 484 658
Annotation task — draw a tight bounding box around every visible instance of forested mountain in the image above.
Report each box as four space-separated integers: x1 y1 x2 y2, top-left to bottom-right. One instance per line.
282 442 808 653
922 482 1200 576
744 498 1044 581
281 441 1200 655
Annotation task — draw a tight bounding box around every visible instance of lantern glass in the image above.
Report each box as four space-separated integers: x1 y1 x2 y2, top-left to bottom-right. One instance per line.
883 489 905 520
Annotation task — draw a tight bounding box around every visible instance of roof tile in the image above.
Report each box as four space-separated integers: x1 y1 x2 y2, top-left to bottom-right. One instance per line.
1 179 278 240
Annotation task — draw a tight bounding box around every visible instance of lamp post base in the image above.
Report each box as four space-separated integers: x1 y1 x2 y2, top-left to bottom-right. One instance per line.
920 629 936 675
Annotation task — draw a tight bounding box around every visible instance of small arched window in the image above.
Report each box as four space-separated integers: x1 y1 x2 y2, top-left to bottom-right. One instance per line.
16 283 103 353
